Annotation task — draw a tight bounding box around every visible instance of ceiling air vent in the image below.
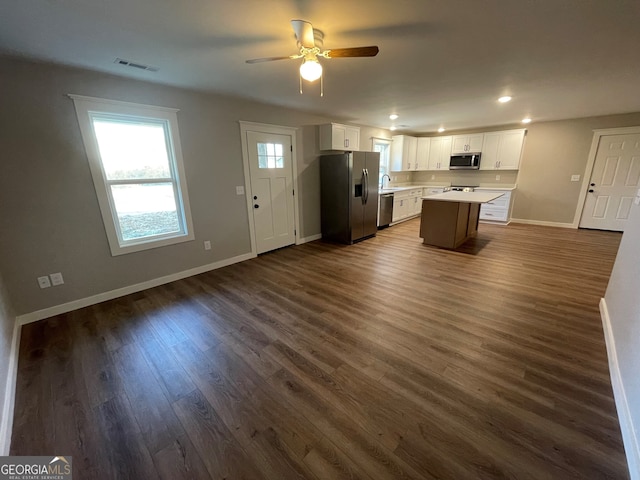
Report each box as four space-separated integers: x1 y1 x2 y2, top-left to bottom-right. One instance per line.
114 58 159 72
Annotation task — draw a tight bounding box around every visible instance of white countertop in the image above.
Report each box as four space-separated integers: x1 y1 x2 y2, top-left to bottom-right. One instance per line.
422 191 504 203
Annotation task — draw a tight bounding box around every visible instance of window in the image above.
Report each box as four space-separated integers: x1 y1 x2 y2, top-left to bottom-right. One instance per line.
372 137 391 187
70 95 194 256
257 142 284 168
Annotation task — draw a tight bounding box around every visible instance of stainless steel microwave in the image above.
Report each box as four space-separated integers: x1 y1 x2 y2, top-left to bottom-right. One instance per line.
449 153 481 170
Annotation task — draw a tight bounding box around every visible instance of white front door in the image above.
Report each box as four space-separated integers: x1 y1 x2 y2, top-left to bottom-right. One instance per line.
247 131 296 253
580 133 640 231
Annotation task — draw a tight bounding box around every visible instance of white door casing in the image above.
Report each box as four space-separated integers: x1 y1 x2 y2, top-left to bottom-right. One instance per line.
239 122 299 255
579 130 640 231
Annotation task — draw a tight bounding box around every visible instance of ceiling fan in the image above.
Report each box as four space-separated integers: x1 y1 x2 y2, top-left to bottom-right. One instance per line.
246 19 379 95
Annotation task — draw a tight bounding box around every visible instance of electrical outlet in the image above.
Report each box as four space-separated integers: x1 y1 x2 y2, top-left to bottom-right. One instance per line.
37 276 51 289
236 186 245 195
204 240 211 250
495 175 501 181
571 174 580 182
50 272 64 286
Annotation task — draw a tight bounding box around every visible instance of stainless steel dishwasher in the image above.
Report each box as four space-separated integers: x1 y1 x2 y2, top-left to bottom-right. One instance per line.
378 193 394 228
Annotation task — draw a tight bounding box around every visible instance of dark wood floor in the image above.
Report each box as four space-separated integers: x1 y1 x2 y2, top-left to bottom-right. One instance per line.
11 219 629 479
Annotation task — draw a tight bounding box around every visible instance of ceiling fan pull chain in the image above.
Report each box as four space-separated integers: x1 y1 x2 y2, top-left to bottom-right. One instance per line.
299 74 303 95
320 74 324 97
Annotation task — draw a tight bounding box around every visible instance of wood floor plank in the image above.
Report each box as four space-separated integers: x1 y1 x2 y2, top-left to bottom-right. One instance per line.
11 220 629 479
152 434 212 480
111 342 186 454
172 388 264 480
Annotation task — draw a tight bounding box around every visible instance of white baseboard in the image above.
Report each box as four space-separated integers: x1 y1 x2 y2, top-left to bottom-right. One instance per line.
600 298 640 480
0 320 21 455
17 252 256 326
297 233 322 244
510 218 575 229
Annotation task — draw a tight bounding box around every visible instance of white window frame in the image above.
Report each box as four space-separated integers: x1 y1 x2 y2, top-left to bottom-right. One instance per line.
69 94 194 256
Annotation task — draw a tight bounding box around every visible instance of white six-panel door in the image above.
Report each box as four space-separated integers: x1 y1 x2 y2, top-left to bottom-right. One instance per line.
580 133 640 231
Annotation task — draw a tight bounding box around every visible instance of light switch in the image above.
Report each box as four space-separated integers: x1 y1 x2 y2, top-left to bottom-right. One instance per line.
571 174 580 182
236 186 245 195
37 276 51 289
204 240 211 250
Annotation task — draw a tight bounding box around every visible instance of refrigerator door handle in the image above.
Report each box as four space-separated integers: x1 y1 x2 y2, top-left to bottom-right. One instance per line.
363 168 369 204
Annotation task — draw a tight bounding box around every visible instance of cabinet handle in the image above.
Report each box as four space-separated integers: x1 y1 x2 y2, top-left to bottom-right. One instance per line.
345 138 349 148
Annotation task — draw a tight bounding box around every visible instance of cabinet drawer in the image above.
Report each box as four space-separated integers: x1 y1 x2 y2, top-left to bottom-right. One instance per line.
479 206 508 221
484 194 510 208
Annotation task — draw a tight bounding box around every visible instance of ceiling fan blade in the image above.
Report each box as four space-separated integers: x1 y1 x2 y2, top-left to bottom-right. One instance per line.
246 56 296 64
291 19 315 48
325 46 380 58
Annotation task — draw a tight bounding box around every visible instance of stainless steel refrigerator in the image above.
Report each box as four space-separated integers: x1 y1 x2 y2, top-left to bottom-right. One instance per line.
320 151 380 244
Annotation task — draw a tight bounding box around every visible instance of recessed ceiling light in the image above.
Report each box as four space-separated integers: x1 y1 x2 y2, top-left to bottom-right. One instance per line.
498 96 512 103
390 126 397 131
389 114 399 120
438 127 445 133
522 117 532 124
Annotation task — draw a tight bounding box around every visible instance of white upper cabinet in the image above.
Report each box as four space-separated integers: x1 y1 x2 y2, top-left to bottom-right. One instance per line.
319 123 361 151
391 135 418 171
427 136 452 170
451 133 484 154
415 137 431 171
480 129 526 170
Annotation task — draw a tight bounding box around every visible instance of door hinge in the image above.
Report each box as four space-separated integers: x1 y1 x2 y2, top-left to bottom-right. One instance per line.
292 189 295 196
294 229 297 236
290 145 293 152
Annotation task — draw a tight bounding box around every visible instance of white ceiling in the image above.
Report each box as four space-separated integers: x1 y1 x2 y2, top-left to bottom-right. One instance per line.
1 0 639 133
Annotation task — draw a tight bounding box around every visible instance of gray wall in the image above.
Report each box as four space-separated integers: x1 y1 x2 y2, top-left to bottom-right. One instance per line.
604 203 640 478
515 113 640 223
0 56 393 316
0 271 16 454
0 56 367 315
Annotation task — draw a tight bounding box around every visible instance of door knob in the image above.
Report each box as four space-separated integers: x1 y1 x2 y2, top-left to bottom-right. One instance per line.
588 189 594 193
254 204 259 208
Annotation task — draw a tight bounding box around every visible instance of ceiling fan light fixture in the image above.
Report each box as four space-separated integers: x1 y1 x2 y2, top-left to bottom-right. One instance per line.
498 95 512 103
299 59 322 82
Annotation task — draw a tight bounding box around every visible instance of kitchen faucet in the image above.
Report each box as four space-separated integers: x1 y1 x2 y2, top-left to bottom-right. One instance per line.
381 174 391 188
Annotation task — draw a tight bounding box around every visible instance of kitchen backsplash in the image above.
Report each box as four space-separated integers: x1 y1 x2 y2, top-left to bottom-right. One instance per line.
399 170 519 187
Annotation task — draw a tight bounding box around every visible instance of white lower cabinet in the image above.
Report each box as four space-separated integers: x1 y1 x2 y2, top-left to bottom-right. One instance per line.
392 189 424 222
477 189 513 223
392 193 409 222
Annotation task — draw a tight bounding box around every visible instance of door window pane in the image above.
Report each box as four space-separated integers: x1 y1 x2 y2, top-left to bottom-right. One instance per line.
257 142 284 168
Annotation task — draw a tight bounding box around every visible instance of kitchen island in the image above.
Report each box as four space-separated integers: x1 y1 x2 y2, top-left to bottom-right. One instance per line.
420 191 504 248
